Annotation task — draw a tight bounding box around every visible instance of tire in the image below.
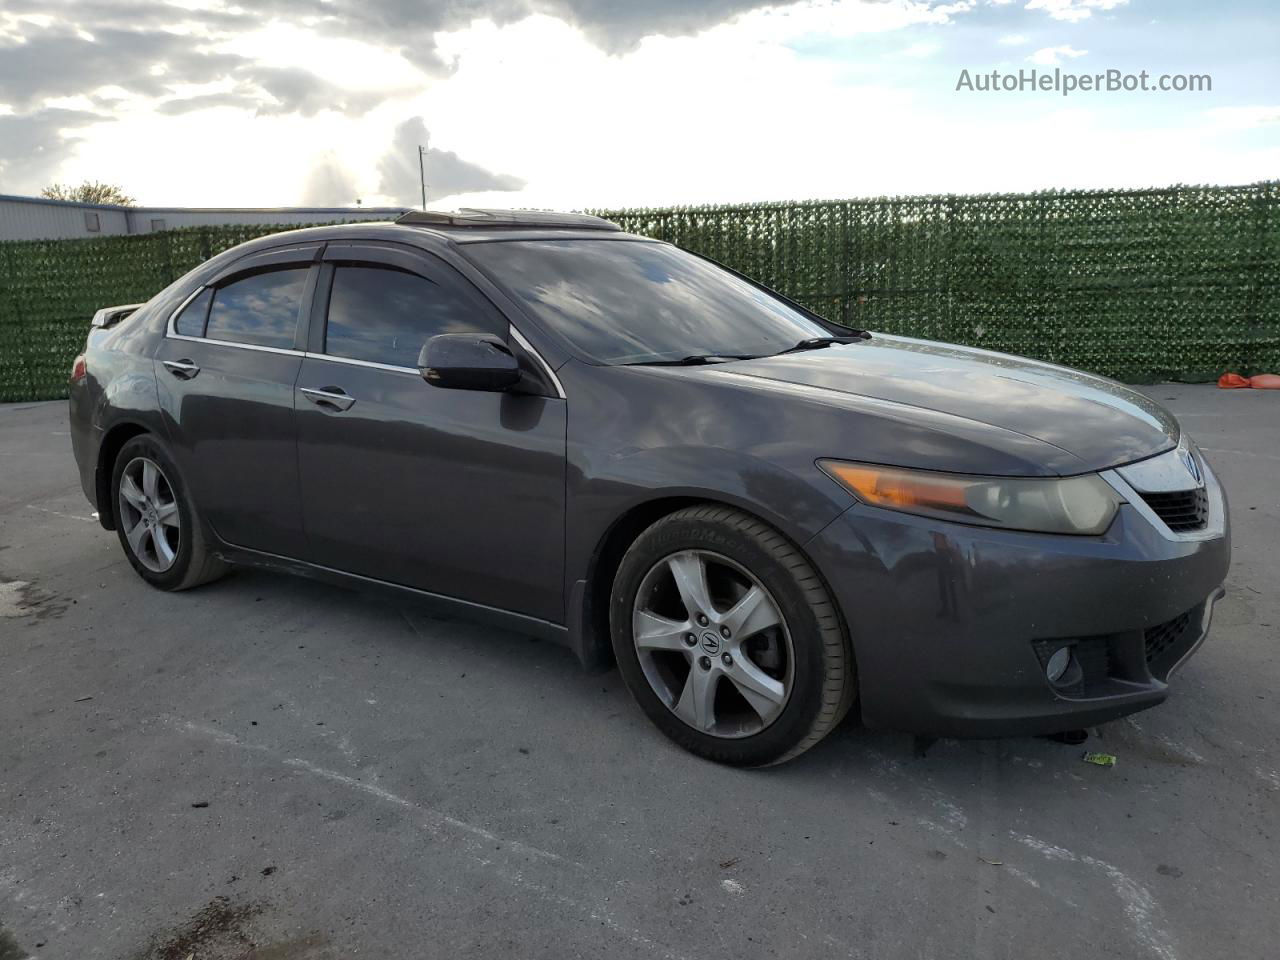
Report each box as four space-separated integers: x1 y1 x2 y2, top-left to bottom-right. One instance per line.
110 434 229 591
610 504 855 766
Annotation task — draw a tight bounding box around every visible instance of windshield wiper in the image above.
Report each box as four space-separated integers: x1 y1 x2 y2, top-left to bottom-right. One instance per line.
775 334 870 355
620 354 760 366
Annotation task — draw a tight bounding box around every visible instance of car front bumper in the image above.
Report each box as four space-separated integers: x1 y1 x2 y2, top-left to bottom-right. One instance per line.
804 466 1231 738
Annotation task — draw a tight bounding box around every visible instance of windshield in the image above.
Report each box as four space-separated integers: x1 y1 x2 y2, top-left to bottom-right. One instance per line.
464 239 833 364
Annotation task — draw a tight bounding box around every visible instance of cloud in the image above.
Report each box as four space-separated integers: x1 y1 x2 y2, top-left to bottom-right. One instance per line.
998 34 1029 45
0 108 111 189
239 66 391 117
1 0 785 110
157 70 396 120
377 117 525 205
1024 0 1128 23
0 0 786 190
536 0 777 53
1 0 255 32
1027 44 1088 65
300 154 362 206
155 92 262 116
7 0 1271 214
0 23 247 111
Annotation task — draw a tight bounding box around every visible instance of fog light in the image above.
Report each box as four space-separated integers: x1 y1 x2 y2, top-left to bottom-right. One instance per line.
1045 646 1072 684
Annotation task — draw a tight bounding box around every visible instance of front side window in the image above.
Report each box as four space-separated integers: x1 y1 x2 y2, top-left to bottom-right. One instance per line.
174 287 212 337
324 264 499 368
463 239 831 365
206 267 307 349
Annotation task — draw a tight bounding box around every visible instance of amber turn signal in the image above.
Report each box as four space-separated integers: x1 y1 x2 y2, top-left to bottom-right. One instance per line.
818 460 1120 536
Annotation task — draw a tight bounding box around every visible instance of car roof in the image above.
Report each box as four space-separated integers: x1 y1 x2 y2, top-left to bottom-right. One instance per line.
396 208 621 231
222 215 653 256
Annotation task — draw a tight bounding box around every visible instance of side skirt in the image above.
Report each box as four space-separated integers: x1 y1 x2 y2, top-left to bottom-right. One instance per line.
214 544 572 648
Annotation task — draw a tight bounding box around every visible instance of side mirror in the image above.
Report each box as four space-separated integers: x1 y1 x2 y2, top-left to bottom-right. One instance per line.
420 333 521 392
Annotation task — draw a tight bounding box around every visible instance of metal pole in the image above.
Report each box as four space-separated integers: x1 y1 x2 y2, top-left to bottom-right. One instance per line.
418 145 427 210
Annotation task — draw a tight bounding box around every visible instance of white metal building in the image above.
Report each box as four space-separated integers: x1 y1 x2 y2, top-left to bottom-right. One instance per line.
0 193 408 242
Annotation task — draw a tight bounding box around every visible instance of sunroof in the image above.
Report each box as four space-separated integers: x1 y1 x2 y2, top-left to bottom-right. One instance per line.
396 207 621 231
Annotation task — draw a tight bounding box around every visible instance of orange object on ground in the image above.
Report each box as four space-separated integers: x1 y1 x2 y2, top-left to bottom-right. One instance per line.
1217 371 1280 388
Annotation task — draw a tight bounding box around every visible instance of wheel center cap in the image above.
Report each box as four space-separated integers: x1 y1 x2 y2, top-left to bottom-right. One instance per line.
700 631 721 654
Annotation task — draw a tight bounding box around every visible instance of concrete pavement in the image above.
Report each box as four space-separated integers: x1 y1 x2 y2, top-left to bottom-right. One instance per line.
1 386 1276 960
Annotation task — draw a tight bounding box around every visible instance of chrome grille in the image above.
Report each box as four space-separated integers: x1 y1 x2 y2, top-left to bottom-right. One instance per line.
1138 487 1208 532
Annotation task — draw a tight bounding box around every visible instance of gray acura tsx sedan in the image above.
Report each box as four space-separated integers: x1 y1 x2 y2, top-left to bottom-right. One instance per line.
68 208 1230 766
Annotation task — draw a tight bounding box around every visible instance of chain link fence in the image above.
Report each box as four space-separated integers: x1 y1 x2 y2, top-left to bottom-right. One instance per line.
2 183 1276 402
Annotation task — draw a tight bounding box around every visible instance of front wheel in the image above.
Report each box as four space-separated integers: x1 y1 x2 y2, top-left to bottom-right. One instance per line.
610 505 856 766
111 434 228 591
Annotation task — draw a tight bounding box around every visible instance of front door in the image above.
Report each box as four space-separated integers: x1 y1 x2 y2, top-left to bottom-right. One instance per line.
294 243 566 624
154 243 320 557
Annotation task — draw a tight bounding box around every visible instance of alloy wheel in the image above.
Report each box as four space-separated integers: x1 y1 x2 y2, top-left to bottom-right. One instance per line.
118 456 181 573
631 549 794 738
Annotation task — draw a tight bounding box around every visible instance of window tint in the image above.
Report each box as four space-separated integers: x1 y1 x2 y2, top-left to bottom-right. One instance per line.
464 239 831 365
174 287 212 337
206 267 307 349
324 264 499 367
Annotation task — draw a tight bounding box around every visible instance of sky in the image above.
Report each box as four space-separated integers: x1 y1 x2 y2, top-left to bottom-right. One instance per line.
0 0 1276 210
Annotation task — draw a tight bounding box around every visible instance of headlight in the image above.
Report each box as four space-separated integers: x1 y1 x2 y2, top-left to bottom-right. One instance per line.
818 460 1121 535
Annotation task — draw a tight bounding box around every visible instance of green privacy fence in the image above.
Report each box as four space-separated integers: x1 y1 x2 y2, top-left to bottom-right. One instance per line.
2 183 1277 401
598 182 1279 385
0 224 298 402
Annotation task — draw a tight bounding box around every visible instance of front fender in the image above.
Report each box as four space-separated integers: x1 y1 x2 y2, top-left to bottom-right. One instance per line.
561 442 853 670
580 442 849 557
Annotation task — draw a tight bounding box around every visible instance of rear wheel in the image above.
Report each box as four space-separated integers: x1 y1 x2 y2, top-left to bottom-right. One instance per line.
111 434 228 591
610 505 855 766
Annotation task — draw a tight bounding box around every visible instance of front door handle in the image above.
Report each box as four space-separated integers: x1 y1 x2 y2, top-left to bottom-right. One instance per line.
163 358 200 380
301 386 356 412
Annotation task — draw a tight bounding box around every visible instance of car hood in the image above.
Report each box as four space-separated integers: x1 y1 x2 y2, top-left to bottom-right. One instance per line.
709 334 1178 474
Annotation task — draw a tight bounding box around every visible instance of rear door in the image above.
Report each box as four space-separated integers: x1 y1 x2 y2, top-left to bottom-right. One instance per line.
294 242 566 623
155 242 321 557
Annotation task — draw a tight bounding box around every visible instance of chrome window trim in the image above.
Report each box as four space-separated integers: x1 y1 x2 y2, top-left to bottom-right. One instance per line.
299 328 568 396
165 286 567 399
302 352 417 375
166 332 305 357
510 325 566 399
166 283 304 356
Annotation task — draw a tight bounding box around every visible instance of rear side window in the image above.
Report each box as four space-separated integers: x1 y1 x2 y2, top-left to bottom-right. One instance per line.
324 264 501 368
174 288 212 337
206 267 308 349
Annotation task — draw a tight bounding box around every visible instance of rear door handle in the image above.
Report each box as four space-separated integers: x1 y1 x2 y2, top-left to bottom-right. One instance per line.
301 386 356 412
162 359 200 380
